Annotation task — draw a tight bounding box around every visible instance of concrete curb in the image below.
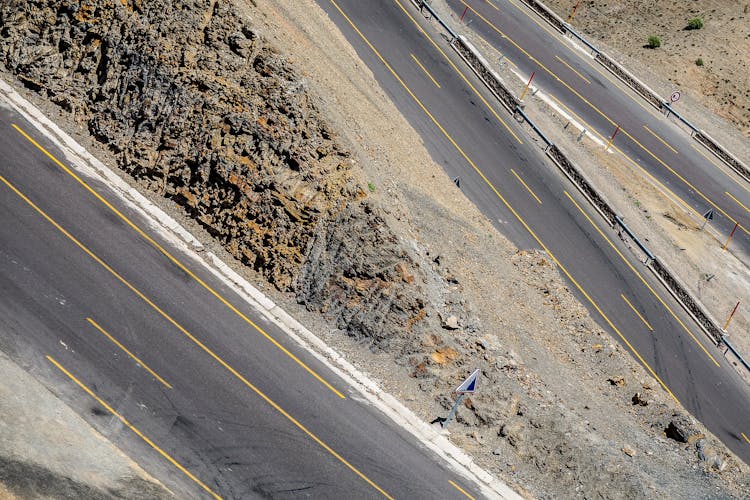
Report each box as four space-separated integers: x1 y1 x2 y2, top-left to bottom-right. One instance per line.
0 78 520 499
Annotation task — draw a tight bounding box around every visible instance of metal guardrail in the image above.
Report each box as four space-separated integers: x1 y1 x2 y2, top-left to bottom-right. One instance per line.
723 337 750 373
522 0 750 188
563 24 599 55
415 0 457 41
515 106 552 147
615 216 654 262
662 103 698 134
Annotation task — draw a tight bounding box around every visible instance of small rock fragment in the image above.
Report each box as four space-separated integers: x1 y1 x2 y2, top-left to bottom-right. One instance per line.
632 392 648 406
622 444 636 457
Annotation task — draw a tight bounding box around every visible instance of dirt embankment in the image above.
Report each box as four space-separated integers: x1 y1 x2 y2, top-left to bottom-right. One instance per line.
1 0 749 498
544 0 750 139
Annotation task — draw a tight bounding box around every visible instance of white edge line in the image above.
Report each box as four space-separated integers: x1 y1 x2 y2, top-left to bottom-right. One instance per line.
0 78 521 500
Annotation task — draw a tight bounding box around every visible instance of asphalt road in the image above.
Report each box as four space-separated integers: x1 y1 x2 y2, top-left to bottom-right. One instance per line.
0 102 490 499
447 0 750 259
315 0 750 462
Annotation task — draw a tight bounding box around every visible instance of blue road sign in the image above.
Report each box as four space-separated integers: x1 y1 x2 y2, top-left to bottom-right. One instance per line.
455 369 480 394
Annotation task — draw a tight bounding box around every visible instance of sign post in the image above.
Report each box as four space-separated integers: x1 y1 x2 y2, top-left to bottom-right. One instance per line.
723 301 740 332
520 71 535 101
441 369 480 428
723 222 740 251
701 208 714 230
605 124 620 151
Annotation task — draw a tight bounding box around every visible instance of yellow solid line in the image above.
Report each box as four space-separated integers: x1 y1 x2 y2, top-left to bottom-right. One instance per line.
742 432 750 445
502 0 563 40
331 0 680 404
481 0 499 11
564 191 720 367
461 2 747 233
545 93 734 228
11 124 345 400
612 121 749 239
449 479 476 500
87 317 172 389
555 55 590 84
46 355 221 500
503 0 662 120
410 53 441 88
476 33 518 69
332 0 678 404
726 191 750 215
691 144 750 196
0 175 389 498
643 125 678 155
621 294 654 332
511 168 542 204
391 0 523 145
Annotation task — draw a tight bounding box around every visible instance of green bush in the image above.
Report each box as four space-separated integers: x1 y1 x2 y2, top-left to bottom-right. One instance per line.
695 58 704 66
647 35 661 48
367 182 376 193
687 17 704 30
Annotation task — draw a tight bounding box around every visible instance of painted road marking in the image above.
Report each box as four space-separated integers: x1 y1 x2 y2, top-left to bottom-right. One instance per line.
621 295 654 332
481 0 499 11
449 479 476 499
620 128 749 234
12 124 345 399
643 125 678 155
511 168 542 204
742 432 750 445
501 0 666 120
392 0 523 144
87 317 172 389
46 355 221 500
691 144 750 196
0 174 390 498
411 53 441 88
726 191 750 215
339 0 679 404
564 191 719 367
459 2 747 234
544 93 739 232
555 55 590 84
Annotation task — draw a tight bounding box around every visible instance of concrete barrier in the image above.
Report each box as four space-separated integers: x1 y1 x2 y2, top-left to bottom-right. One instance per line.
451 36 520 113
523 0 566 33
546 144 617 226
694 130 750 184
648 258 724 345
594 52 665 110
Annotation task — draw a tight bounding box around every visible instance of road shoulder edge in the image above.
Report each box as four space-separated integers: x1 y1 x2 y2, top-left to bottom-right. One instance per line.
0 77 521 500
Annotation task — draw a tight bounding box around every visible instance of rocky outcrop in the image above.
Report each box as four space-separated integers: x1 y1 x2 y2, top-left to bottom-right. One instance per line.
0 0 438 356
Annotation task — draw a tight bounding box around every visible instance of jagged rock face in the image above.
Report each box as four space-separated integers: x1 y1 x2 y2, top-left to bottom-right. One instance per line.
0 0 429 351
1 0 353 290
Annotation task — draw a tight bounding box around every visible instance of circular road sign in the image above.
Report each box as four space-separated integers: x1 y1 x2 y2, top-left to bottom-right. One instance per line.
670 90 681 103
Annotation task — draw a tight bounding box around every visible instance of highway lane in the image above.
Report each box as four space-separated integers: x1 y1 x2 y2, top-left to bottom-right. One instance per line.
316 0 750 462
0 103 489 499
448 0 750 257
